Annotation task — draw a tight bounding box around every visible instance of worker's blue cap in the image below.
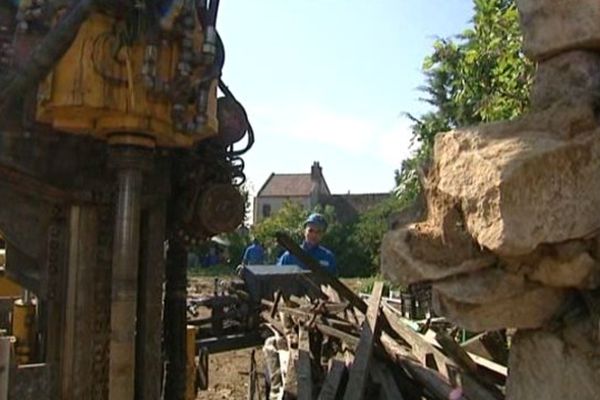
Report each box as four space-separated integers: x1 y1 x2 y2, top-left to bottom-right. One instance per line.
304 213 328 231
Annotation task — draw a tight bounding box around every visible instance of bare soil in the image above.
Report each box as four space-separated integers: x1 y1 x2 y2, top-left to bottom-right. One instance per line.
191 277 267 400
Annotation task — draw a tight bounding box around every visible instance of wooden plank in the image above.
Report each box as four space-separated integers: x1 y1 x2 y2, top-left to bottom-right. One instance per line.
381 306 501 400
276 233 396 339
343 282 384 400
276 233 367 314
380 333 455 400
435 331 479 374
371 360 404 400
317 359 346 400
297 327 313 400
382 304 457 380
316 323 359 347
283 348 299 399
385 305 507 379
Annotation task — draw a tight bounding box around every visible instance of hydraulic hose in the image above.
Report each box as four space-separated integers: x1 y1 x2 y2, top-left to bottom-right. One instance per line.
0 0 95 113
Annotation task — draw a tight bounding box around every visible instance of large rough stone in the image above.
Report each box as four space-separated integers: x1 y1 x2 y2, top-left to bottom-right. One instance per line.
380 227 495 286
517 0 600 60
435 125 600 256
531 51 600 110
530 251 600 289
507 320 600 400
432 287 566 331
432 268 527 305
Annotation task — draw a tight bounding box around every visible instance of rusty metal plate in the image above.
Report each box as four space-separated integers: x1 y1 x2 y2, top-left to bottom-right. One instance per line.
197 184 245 235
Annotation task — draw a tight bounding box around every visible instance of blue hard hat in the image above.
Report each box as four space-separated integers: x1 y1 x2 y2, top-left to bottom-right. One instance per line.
304 213 328 231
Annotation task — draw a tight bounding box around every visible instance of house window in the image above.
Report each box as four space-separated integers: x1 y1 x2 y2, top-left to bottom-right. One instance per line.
262 204 271 218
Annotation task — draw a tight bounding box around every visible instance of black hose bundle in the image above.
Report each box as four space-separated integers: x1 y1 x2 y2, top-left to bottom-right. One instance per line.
0 0 96 113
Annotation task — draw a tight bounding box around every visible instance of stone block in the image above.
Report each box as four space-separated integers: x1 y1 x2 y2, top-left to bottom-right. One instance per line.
530 251 600 289
432 287 566 331
517 0 600 60
531 51 600 110
380 227 495 286
507 321 600 400
432 268 527 305
434 125 600 256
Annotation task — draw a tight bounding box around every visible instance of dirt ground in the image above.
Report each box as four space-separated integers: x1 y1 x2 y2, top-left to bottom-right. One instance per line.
191 276 365 400
198 347 265 400
190 277 266 400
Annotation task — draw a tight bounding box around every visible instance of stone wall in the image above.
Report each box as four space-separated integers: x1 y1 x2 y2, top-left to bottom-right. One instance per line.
380 1 600 398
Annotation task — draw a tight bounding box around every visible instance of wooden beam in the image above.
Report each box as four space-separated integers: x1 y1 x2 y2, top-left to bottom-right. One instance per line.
276 233 396 339
315 323 359 347
371 360 404 400
283 348 299 399
434 332 479 375
343 282 384 400
276 233 367 314
381 305 501 400
380 333 455 400
297 327 313 400
317 359 346 400
381 304 457 380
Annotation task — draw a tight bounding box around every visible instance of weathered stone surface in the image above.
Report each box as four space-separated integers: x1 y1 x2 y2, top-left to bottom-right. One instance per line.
507 320 600 400
530 251 599 289
516 102 599 140
435 125 600 256
432 287 566 331
531 51 600 110
517 0 600 60
433 268 527 305
380 227 495 286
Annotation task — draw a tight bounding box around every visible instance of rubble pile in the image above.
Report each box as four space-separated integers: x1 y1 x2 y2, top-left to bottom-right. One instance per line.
381 1 600 398
258 281 507 400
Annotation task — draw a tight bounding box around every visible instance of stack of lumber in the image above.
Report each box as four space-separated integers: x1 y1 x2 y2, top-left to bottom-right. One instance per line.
257 233 507 400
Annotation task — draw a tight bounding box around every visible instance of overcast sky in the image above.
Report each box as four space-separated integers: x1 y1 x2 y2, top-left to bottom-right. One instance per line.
218 0 474 196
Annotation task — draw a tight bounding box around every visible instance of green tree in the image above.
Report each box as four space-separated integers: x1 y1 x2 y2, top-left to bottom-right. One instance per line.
352 196 405 269
396 0 534 201
252 201 309 263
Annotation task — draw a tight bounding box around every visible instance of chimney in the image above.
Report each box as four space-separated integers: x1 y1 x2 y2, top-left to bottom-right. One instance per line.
311 161 321 181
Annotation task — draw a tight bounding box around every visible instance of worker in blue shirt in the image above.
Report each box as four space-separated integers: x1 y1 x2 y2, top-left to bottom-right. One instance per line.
242 238 265 265
277 213 337 276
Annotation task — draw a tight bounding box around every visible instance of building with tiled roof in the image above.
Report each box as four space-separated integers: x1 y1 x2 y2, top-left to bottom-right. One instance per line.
254 162 330 223
253 162 391 224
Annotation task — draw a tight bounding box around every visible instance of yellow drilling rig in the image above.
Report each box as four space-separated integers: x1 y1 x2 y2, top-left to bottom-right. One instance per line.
0 1 251 399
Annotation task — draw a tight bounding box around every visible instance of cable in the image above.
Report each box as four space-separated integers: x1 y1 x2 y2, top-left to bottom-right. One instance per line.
218 80 255 157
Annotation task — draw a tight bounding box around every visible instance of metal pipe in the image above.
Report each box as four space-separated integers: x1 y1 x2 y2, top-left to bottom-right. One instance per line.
164 240 187 400
109 149 144 400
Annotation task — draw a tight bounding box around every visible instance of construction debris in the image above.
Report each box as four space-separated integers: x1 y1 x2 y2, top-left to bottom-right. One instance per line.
253 233 507 400
259 282 506 400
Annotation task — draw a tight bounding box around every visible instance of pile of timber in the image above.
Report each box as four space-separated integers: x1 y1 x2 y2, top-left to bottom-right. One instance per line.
259 233 507 400
258 282 506 400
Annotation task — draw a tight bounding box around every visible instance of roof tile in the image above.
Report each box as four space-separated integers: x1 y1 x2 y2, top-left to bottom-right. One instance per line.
258 174 315 197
